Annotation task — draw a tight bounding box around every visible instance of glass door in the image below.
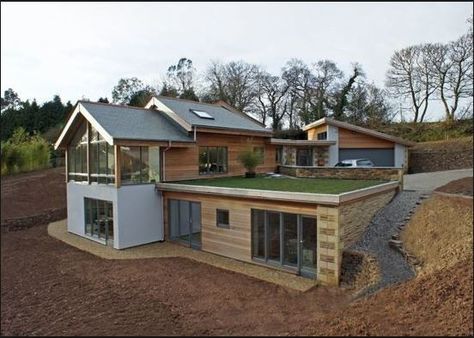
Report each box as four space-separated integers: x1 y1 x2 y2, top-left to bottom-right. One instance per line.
299 216 317 278
169 199 201 249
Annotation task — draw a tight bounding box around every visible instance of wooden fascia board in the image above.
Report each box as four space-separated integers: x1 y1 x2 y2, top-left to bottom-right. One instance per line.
145 97 192 132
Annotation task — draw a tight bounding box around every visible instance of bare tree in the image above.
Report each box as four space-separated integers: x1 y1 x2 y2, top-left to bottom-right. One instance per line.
204 60 259 113
386 45 437 123
254 71 289 130
331 63 365 119
310 60 343 121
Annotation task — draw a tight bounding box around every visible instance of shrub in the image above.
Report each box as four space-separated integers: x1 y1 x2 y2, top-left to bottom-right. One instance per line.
238 146 262 175
0 128 51 176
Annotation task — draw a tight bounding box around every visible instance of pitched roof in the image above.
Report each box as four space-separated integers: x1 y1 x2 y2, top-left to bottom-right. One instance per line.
151 96 271 134
54 101 193 149
79 101 192 142
302 117 416 147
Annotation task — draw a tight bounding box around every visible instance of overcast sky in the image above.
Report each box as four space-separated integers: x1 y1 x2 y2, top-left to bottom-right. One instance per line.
1 2 472 121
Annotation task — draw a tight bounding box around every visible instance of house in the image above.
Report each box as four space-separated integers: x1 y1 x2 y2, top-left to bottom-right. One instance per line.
274 118 415 169
55 96 409 285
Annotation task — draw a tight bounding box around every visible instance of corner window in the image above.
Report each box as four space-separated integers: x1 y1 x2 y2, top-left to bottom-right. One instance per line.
216 209 230 228
120 146 160 184
67 122 88 182
199 146 228 175
253 146 265 165
90 126 115 184
317 132 327 140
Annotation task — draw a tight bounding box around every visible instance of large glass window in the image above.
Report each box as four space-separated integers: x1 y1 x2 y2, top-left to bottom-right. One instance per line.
199 146 228 175
90 126 115 184
67 122 88 182
251 209 317 278
120 146 160 184
84 197 113 243
67 122 115 184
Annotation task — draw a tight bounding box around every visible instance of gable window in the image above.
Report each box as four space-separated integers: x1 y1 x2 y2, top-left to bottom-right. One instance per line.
67 122 88 182
199 146 228 175
296 148 313 166
216 209 230 228
317 132 327 140
120 146 160 184
90 126 115 184
253 146 265 165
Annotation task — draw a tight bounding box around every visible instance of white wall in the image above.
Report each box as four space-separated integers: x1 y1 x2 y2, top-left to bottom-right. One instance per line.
66 182 163 249
327 125 339 166
67 182 119 241
116 185 164 249
394 143 406 169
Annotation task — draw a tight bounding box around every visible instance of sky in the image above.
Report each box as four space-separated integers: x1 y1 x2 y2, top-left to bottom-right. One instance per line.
1 1 472 121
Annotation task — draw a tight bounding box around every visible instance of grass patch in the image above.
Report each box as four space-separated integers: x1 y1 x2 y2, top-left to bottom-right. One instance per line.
175 175 386 194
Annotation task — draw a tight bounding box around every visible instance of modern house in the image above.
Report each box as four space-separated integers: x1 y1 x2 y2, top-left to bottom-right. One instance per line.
55 96 413 285
274 117 415 169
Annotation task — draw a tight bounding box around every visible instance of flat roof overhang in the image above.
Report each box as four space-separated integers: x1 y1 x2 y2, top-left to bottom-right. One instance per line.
155 181 399 206
269 138 336 146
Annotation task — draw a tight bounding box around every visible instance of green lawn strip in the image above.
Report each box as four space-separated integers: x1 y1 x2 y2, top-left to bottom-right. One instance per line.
175 176 386 194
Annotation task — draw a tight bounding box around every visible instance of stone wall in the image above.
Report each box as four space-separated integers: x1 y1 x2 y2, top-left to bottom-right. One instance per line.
280 146 329 166
1 208 67 232
408 137 473 173
339 190 396 248
279 165 404 184
317 206 342 286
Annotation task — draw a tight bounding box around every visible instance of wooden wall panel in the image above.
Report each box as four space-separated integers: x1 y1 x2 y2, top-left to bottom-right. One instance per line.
162 191 319 263
163 132 277 182
307 125 328 140
338 127 394 149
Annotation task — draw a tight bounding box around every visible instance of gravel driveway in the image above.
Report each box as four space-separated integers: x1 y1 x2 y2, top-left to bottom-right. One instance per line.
404 168 473 192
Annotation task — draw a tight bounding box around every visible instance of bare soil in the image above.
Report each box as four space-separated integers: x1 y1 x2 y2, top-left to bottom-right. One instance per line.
435 176 473 196
0 167 66 223
1 168 473 336
401 194 473 277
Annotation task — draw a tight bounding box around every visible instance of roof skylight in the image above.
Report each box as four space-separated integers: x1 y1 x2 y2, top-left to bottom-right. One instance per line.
190 109 214 119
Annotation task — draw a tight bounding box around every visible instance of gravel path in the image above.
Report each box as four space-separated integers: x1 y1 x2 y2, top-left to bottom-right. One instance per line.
350 190 426 297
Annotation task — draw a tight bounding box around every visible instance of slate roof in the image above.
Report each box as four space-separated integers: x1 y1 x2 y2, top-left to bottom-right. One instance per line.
155 96 271 134
80 101 193 142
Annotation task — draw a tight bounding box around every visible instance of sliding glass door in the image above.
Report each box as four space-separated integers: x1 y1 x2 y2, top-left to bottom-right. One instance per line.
168 199 201 249
251 209 317 278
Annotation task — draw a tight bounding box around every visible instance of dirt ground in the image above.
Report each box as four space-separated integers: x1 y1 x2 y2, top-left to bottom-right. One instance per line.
0 167 66 222
1 168 473 336
435 176 473 196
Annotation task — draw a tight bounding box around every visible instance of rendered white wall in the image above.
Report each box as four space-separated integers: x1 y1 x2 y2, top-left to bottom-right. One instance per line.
66 182 163 249
327 125 339 166
66 182 119 242
394 143 406 169
116 185 164 249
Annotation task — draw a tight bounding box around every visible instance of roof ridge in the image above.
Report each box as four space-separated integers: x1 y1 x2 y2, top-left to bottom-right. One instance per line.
78 100 154 112
154 95 223 108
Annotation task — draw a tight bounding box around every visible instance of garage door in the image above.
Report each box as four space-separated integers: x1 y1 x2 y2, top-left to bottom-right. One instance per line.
339 148 394 167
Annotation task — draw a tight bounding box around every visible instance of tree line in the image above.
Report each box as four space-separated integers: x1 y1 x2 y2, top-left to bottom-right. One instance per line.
1 16 471 142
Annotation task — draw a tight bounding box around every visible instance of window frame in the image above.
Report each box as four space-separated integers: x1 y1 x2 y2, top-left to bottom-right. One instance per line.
317 131 327 140
198 146 228 175
216 209 230 229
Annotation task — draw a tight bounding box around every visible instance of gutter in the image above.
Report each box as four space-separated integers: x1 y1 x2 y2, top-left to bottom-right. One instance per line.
162 140 172 182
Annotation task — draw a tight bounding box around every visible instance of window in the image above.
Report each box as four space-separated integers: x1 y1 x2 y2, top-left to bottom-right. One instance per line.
90 126 115 184
67 122 115 184
253 146 265 165
216 209 230 228
190 109 214 119
120 146 160 184
317 132 327 140
67 122 88 182
84 198 113 243
199 146 228 175
296 148 313 166
276 146 283 164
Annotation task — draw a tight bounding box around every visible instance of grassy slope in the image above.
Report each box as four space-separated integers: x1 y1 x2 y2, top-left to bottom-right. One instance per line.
176 176 385 194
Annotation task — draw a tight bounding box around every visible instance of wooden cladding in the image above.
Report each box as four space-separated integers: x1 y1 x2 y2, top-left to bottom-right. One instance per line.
338 127 394 149
163 132 277 182
307 125 328 141
163 191 319 263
